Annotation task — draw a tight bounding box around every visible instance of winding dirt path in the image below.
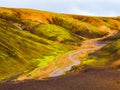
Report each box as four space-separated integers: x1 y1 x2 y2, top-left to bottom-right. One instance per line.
50 39 106 77
50 30 117 77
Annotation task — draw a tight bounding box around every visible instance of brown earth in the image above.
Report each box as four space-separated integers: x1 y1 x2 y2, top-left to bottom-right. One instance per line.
0 67 120 90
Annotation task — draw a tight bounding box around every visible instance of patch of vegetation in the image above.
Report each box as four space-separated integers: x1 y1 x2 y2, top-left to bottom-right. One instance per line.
69 15 105 26
50 15 107 38
103 31 120 41
82 56 108 66
33 24 73 41
82 40 120 68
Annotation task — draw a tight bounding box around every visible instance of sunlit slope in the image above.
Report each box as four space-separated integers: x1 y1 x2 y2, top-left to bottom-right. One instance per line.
0 18 72 80
67 14 120 31
0 7 86 81
1 7 120 81
82 39 120 69
0 7 109 38
81 34 120 69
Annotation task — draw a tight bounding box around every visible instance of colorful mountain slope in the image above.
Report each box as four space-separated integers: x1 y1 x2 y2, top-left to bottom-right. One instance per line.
0 7 120 81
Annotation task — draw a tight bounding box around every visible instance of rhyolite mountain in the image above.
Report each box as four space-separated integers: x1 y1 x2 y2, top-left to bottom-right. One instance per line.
0 7 120 81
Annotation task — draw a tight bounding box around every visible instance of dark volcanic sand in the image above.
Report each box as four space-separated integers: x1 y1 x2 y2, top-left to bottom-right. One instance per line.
0 67 120 90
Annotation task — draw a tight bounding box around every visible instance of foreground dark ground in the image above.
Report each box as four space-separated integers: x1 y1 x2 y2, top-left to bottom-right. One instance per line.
0 67 120 90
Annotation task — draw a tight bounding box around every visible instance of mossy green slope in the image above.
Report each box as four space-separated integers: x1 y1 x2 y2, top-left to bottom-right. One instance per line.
82 40 120 69
0 7 87 81
33 24 72 41
1 7 120 81
0 18 71 81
